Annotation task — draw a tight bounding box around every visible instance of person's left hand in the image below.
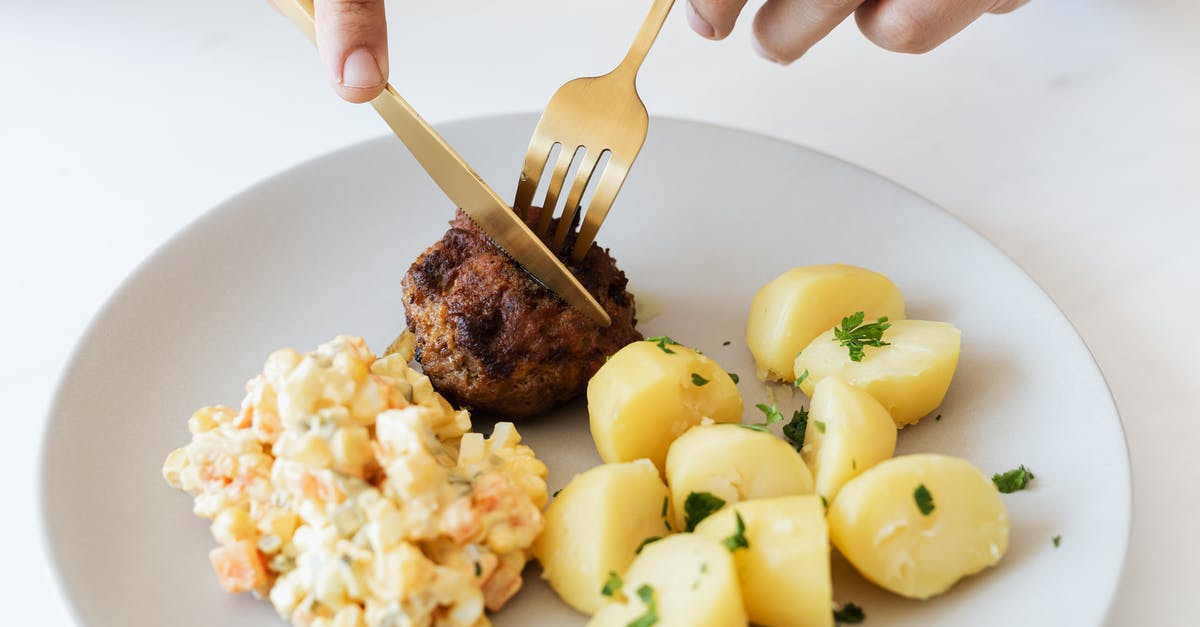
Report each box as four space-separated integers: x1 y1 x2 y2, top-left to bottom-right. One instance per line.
685 0 1029 64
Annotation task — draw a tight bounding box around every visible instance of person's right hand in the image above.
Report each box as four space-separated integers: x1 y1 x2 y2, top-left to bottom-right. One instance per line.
312 0 389 103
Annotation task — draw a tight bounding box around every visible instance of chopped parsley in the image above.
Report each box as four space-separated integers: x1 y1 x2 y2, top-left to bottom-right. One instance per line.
474 562 482 577
833 312 892 362
992 465 1035 493
814 420 826 434
1052 534 1062 548
728 372 740 384
661 497 668 517
852 459 857 471
661 497 672 530
793 369 810 388
782 408 809 451
723 340 731 346
635 536 662 554
833 602 866 623
700 562 708 573
722 512 750 552
755 403 785 426
934 414 942 421
552 489 562 498
628 584 658 627
741 403 786 433
646 336 679 354
820 495 829 510
914 484 935 515
691 373 710 386
601 571 623 598
684 491 726 532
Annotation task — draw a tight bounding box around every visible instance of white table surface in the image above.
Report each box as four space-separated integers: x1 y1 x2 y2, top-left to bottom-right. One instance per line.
3 0 1197 624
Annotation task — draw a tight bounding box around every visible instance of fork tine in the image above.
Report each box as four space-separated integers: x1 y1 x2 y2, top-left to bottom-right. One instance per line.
550 149 602 252
535 145 578 236
571 158 629 261
513 136 556 221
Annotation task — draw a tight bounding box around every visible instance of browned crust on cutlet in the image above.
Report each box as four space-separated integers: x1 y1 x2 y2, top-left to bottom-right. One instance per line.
402 211 641 418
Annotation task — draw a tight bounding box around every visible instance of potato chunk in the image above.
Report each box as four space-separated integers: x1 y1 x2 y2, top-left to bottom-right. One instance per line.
533 460 674 614
666 424 813 529
589 340 742 472
747 264 905 381
588 534 747 627
828 454 1009 599
802 377 897 503
794 319 960 427
694 497 832 627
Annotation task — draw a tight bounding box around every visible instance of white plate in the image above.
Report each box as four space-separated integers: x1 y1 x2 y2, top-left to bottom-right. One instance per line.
40 114 1130 626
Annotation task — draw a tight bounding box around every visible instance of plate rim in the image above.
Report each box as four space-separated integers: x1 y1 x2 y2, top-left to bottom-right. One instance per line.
37 112 1133 626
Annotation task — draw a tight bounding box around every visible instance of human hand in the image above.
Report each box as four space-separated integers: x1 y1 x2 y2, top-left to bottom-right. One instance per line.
685 0 1028 64
311 0 389 103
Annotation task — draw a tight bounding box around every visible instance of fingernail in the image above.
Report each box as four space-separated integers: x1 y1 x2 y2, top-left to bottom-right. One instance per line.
752 37 792 66
341 48 382 89
686 2 717 39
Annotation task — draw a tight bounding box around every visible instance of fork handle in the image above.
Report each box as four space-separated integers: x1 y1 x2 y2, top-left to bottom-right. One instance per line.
617 0 676 77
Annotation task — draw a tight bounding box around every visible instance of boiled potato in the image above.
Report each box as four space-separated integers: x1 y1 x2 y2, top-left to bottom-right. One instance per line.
828 454 1009 599
588 534 746 627
666 424 813 529
802 377 897 503
794 319 960 427
747 264 905 381
534 460 674 614
694 497 831 627
589 340 742 473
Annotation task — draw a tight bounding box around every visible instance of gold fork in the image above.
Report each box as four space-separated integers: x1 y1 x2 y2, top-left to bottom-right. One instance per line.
514 0 675 261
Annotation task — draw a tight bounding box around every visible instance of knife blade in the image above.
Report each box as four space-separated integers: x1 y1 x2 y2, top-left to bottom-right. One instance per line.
271 0 612 327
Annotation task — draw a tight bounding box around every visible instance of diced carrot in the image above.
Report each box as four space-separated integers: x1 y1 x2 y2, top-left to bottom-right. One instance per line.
209 541 268 593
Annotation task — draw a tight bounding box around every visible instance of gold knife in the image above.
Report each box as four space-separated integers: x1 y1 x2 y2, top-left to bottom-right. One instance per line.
271 0 611 327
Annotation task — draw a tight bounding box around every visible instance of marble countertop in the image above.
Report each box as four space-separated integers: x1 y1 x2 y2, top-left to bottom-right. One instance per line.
3 0 1197 623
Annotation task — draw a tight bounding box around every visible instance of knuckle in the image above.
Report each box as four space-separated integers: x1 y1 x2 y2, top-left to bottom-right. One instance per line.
863 5 938 53
333 0 380 17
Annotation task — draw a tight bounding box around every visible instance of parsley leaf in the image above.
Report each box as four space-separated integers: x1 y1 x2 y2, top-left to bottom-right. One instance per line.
793 369 810 388
914 484 935 515
782 408 809 451
628 585 658 627
728 372 740 384
684 491 726 532
833 602 866 623
1052 534 1062 548
755 403 785 425
601 571 622 597
635 536 662 554
833 312 892 362
691 373 710 386
992 465 1035 493
646 336 679 354
722 512 750 552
